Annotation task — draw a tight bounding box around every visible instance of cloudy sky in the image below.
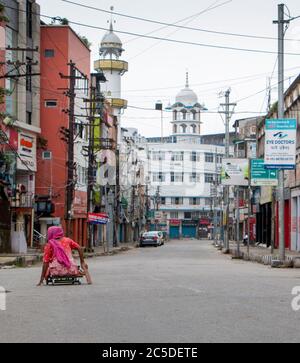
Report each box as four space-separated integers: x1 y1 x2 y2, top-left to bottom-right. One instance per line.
38 0 300 137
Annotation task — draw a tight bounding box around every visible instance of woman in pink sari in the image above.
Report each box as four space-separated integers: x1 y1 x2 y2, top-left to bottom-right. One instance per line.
37 226 91 285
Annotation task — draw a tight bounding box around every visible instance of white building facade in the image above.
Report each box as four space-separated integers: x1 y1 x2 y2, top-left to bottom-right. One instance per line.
142 75 225 239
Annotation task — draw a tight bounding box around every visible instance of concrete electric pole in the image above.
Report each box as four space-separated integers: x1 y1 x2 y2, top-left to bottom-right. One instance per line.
274 4 289 262
220 89 236 253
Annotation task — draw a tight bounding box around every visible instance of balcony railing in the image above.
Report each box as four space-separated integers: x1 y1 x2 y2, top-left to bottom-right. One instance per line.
10 193 34 208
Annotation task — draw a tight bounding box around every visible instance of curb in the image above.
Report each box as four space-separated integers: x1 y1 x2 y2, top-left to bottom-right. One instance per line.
226 247 298 268
0 244 136 269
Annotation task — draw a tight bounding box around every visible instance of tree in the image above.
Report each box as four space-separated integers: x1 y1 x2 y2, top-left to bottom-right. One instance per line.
79 35 92 49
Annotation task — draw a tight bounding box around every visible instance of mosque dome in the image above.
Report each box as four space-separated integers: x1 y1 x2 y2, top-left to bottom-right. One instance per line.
175 73 198 107
100 21 123 58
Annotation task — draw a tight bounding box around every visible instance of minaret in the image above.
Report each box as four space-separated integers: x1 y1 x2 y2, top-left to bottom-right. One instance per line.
170 73 203 142
94 6 128 142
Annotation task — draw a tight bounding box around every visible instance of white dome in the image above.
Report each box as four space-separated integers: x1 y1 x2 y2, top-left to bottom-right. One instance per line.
176 87 198 107
101 30 122 48
100 22 123 58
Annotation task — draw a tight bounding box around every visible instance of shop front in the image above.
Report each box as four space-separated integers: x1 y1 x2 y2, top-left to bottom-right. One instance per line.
182 220 198 239
169 219 180 239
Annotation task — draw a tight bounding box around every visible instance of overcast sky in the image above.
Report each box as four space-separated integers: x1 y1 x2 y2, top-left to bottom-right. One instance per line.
38 0 300 137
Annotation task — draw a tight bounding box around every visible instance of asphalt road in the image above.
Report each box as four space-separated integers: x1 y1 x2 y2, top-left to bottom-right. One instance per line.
1 239 300 343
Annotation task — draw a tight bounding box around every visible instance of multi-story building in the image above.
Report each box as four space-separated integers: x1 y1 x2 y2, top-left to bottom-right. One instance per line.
232 117 260 242
35 23 90 246
256 73 300 251
141 76 227 239
0 0 40 253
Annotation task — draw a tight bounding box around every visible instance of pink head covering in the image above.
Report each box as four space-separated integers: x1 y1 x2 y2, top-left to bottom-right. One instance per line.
47 226 71 269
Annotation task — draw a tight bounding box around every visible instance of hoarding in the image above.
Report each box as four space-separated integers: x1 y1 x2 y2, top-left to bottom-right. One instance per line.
88 213 109 225
265 119 297 170
221 158 249 186
251 159 278 187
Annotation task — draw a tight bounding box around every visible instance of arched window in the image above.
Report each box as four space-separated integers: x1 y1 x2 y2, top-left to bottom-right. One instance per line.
173 110 178 121
181 124 187 133
191 124 197 134
173 124 178 134
182 110 187 120
192 111 197 121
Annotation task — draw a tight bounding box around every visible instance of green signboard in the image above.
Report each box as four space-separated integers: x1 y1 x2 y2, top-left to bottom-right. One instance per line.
251 159 278 187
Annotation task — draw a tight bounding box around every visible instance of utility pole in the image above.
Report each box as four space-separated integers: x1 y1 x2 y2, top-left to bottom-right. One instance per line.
220 89 236 253
60 61 76 238
274 4 289 261
86 75 97 252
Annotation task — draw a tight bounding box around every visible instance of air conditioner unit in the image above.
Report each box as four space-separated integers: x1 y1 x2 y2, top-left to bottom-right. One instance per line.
42 151 52 160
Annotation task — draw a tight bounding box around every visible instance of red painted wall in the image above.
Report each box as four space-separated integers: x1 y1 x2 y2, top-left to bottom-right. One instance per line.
37 26 90 244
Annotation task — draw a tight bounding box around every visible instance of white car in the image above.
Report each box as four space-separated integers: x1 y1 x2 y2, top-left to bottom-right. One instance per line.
139 231 164 247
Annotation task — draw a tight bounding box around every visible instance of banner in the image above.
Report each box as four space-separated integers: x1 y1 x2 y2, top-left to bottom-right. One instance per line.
88 213 109 225
221 158 249 186
251 159 278 187
264 119 297 170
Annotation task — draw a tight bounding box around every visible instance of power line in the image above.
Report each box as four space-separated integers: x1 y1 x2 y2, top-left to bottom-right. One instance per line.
3 4 300 56
62 0 300 43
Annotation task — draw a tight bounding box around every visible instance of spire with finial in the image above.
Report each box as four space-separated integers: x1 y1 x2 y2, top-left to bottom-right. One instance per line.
185 71 189 88
100 5 123 59
109 6 114 32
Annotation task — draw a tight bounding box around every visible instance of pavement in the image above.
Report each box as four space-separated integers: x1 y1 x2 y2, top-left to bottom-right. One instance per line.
1 239 300 343
0 243 136 268
217 241 300 267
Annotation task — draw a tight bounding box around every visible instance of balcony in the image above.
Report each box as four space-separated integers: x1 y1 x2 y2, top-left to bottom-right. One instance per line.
94 59 128 75
10 193 34 209
108 98 128 110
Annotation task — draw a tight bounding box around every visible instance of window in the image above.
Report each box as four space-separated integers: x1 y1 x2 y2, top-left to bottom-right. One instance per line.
184 212 192 220
205 198 211 206
205 173 214 183
152 152 165 161
190 152 200 162
191 124 197 134
171 172 184 183
171 197 183 205
180 124 187 133
26 0 33 38
192 112 197 121
170 212 179 219
192 212 200 219
153 173 166 183
173 124 178 134
171 152 184 161
216 154 223 164
182 111 187 120
189 197 200 205
205 153 214 163
45 100 58 108
26 111 32 125
44 49 55 58
190 173 200 183
160 197 166 205
174 111 178 121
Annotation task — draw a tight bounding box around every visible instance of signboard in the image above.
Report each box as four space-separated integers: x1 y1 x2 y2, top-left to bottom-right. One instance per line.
88 213 109 225
251 159 278 187
265 119 297 169
169 219 181 226
221 158 249 186
17 132 36 172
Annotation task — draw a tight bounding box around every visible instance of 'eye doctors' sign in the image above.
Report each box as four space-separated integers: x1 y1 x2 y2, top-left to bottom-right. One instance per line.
264 119 297 170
